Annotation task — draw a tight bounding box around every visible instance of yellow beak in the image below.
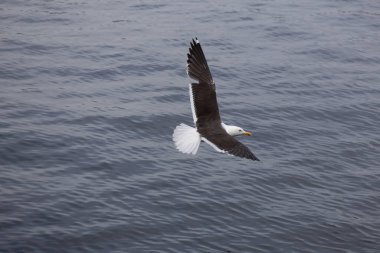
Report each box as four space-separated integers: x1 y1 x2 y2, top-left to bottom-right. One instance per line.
243 131 252 136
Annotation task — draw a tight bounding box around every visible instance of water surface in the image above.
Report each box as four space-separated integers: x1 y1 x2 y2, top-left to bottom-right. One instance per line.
1 0 380 252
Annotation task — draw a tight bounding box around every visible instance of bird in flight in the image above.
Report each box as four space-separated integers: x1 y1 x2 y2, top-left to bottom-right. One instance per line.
173 38 259 161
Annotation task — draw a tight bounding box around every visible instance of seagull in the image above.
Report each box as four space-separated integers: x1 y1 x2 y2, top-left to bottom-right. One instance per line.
173 38 259 161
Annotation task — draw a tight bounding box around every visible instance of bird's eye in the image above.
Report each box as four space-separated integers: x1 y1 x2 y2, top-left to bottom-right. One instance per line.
239 129 242 132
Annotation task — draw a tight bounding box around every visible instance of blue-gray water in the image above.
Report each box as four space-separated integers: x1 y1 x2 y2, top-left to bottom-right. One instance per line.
1 0 380 252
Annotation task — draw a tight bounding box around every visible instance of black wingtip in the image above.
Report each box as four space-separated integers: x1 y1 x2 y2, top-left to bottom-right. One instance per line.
191 37 199 46
186 37 213 84
252 153 260 161
247 154 259 161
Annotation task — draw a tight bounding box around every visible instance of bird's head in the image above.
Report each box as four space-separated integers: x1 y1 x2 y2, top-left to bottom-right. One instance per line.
223 124 252 137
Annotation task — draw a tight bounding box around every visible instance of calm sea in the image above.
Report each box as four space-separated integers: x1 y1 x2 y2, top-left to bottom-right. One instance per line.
1 0 380 252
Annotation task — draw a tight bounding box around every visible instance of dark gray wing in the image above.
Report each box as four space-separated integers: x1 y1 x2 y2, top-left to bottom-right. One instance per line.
202 126 260 161
187 38 214 86
187 38 221 127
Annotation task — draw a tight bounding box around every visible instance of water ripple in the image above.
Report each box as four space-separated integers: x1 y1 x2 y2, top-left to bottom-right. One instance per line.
1 0 380 252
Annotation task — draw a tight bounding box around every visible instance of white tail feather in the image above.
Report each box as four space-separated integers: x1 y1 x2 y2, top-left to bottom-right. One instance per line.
173 123 201 155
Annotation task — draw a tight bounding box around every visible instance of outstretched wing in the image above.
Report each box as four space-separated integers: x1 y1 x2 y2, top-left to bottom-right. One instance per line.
187 38 214 85
187 38 221 127
202 127 260 161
